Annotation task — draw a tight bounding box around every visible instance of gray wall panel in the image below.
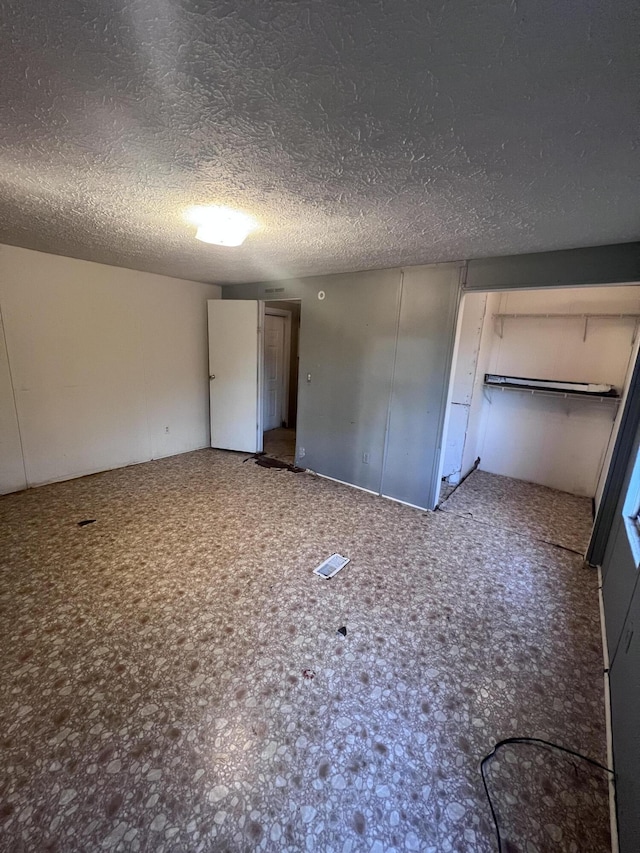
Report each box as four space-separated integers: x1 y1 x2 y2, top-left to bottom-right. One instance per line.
465 242 640 292
225 269 402 495
381 264 461 508
601 402 640 663
223 264 459 507
295 269 400 492
609 576 640 853
600 417 640 852
602 512 638 664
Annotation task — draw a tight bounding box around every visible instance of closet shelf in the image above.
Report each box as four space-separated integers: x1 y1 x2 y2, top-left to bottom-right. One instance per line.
492 312 640 341
482 383 621 405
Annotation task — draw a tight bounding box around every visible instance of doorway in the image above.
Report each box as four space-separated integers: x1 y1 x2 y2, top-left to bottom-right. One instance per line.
262 300 301 464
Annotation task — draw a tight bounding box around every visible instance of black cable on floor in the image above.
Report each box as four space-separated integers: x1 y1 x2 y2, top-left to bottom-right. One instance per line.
436 457 480 508
436 504 587 556
480 736 613 853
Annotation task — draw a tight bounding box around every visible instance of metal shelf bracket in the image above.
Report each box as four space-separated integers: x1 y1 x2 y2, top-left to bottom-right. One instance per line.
492 312 640 344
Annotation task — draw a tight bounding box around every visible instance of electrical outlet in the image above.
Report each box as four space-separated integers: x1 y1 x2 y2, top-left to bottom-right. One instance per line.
306 373 312 383
164 426 170 434
298 447 306 458
362 452 370 464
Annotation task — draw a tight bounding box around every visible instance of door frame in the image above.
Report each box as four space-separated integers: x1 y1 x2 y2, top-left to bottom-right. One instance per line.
255 300 265 452
262 306 292 429
588 346 640 565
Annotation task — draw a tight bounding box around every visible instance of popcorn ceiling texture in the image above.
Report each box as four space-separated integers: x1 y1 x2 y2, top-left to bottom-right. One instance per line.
0 1 638 284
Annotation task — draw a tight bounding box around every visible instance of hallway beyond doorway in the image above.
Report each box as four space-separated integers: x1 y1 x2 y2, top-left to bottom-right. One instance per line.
263 427 296 465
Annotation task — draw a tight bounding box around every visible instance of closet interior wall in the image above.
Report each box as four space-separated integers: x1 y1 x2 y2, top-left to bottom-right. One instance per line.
443 285 640 501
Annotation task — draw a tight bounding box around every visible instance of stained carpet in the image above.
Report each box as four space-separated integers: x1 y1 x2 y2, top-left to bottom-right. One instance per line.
438 469 594 554
0 451 608 852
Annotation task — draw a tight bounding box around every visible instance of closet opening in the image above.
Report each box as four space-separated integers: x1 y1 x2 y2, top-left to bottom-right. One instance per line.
439 285 640 540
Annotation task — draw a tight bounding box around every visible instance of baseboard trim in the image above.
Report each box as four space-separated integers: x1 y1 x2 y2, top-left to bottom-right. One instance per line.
380 493 428 511
5 445 212 494
598 567 619 853
311 471 429 511
312 471 379 497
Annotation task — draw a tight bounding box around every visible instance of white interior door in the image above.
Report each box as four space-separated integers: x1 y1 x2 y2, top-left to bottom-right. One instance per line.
208 300 260 452
263 313 286 431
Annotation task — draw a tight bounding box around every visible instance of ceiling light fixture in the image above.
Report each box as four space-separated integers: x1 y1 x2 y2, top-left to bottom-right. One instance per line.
186 205 258 247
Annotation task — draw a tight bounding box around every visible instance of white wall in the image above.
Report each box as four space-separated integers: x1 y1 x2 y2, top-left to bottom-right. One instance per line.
453 285 640 497
0 244 220 493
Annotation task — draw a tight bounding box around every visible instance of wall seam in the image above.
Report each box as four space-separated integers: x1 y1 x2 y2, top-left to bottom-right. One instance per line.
456 292 488 482
379 270 404 496
0 298 28 488
609 571 640 671
427 266 465 506
598 567 620 853
133 306 154 462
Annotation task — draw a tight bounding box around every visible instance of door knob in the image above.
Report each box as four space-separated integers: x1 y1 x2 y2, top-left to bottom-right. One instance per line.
209 374 215 380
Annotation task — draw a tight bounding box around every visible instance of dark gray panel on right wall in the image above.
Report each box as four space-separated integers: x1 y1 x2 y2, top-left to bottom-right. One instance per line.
601 420 640 852
465 242 640 291
609 573 640 853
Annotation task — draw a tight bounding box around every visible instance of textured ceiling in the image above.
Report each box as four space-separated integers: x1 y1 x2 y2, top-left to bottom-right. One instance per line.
0 1 638 284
